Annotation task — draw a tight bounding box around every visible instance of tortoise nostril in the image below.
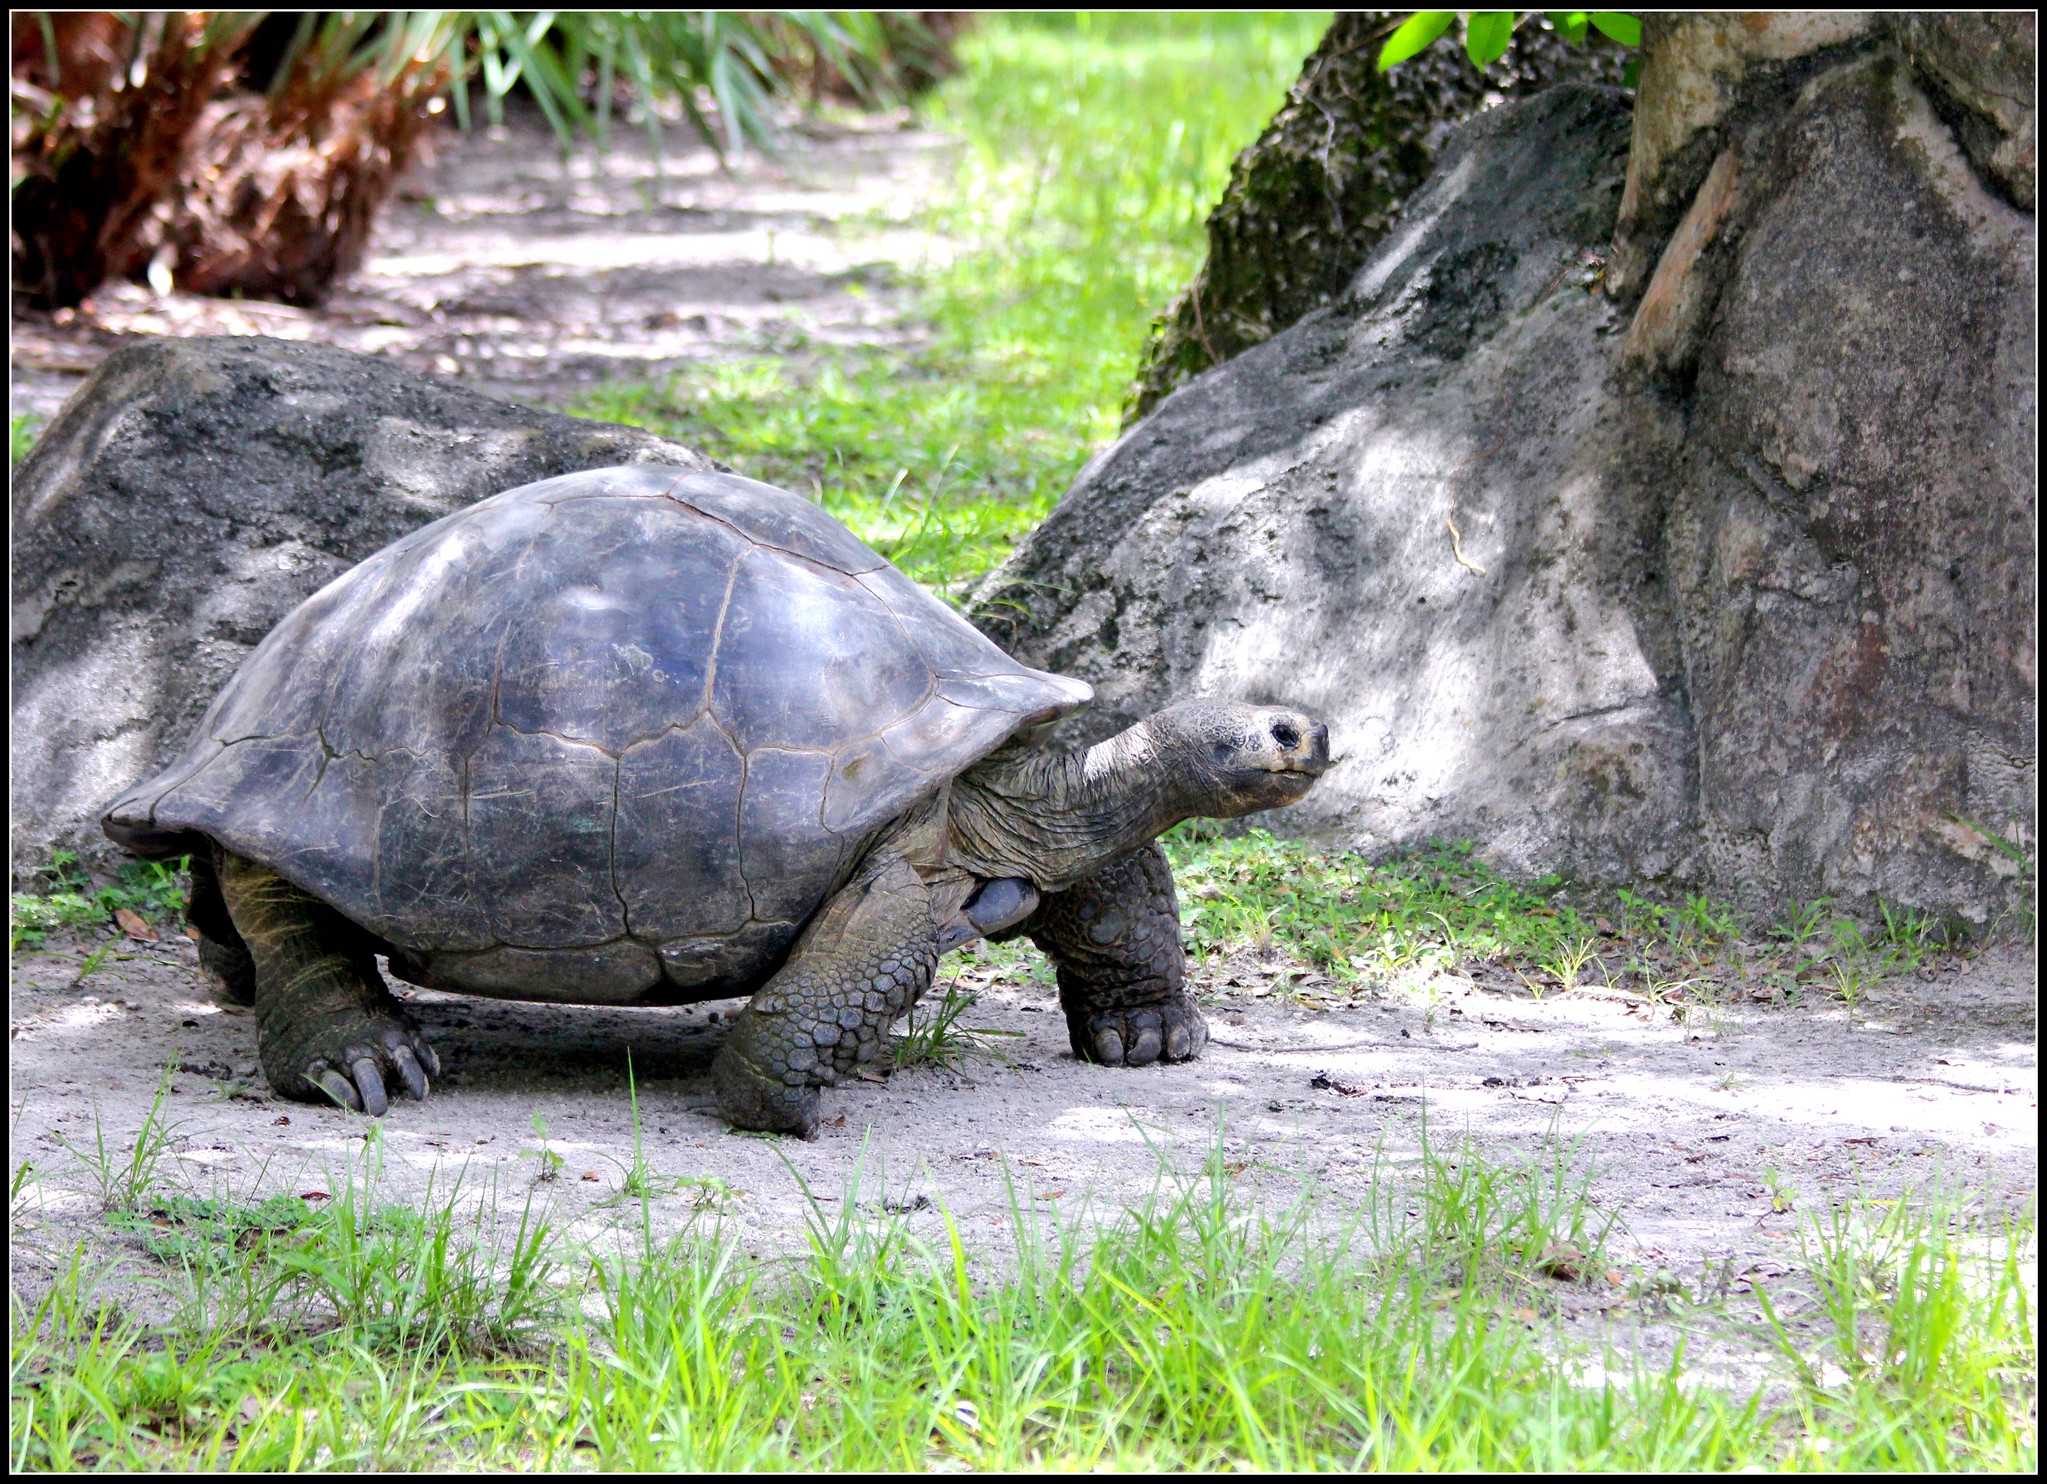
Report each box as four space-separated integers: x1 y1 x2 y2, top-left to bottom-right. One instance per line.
1271 722 1300 750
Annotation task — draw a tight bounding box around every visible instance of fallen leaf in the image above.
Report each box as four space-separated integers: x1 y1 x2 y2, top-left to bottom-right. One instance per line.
271 1115 290 1126
1310 1071 1367 1096
582 1171 601 1182
1538 1243 1590 1281
114 908 158 941
300 1191 329 1202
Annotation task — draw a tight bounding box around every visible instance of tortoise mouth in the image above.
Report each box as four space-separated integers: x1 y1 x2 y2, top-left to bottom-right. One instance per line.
1272 719 1332 777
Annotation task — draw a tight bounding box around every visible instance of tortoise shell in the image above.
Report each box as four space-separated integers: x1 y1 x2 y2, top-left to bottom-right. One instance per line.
103 466 1091 1004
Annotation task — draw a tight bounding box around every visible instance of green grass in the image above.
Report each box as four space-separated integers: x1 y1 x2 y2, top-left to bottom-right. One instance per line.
12 411 42 467
891 982 1025 1072
50 1065 185 1214
573 12 1330 596
10 851 188 953
1157 825 1978 1010
13 1122 2033 1470
1168 828 1594 988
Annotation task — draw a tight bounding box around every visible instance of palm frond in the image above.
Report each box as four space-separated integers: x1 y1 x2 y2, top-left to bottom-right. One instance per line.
12 11 955 307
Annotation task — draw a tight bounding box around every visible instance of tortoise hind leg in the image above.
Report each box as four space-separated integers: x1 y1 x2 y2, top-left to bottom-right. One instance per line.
217 851 440 1116
1028 841 1207 1068
712 854 938 1136
186 848 255 1006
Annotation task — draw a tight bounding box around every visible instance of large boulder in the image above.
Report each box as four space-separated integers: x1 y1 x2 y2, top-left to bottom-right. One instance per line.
11 336 719 884
978 38 2035 929
981 86 1692 885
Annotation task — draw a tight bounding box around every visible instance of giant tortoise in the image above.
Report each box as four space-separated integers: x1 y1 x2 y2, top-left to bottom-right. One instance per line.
104 466 1329 1133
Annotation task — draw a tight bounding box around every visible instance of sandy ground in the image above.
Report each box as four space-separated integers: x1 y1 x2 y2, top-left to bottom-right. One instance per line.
11 105 956 422
11 921 2035 1366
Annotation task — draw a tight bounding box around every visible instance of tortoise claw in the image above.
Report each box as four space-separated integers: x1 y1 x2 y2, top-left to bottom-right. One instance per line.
710 1042 822 1137
1070 998 1208 1069
311 1066 361 1111
391 1044 430 1101
351 1057 389 1117
266 1012 441 1116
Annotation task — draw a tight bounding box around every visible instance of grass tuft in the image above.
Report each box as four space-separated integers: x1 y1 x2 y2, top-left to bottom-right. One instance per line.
11 851 189 953
892 983 1024 1071
1162 825 1973 1009
13 1126 2033 1469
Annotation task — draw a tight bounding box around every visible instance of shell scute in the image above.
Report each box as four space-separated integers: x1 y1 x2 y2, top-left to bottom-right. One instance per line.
615 719 749 939
710 547 932 755
736 747 841 923
465 727 620 947
663 469 888 576
361 750 480 950
493 501 738 752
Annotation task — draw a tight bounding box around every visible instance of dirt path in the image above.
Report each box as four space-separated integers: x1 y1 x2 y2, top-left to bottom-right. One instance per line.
11 106 955 422
12 924 2034 1350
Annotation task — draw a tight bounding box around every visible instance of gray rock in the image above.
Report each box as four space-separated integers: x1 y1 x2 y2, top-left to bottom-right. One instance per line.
1889 11 2035 211
979 87 1695 886
977 59 2035 927
1659 52 2034 925
11 336 720 885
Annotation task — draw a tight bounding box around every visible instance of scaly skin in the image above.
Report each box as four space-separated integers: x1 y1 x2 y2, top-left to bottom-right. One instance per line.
1028 841 1207 1067
218 851 439 1116
185 849 256 1006
711 853 938 1136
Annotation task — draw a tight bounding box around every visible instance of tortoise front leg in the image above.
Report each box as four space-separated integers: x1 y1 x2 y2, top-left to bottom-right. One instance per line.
1028 841 1207 1068
712 854 937 1137
217 851 439 1116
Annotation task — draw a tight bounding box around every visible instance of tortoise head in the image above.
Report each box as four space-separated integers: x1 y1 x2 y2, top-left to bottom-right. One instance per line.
1146 699 1331 818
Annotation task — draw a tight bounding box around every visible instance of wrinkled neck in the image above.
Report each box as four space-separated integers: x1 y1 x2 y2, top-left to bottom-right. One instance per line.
947 722 1197 891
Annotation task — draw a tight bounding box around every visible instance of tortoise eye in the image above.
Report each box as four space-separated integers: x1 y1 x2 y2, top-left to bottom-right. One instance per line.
1272 722 1300 750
